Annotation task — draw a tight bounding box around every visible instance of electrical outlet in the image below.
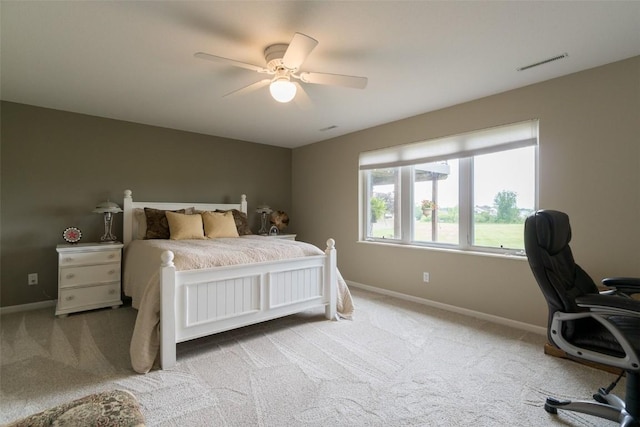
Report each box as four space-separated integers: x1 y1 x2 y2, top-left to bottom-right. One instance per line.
28 273 38 285
423 272 430 283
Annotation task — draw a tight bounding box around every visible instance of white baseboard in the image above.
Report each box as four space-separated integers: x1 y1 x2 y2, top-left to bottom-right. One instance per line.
0 299 56 315
2 285 546 336
347 280 547 336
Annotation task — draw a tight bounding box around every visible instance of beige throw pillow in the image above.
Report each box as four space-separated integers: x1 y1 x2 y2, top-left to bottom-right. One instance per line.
166 211 205 240
215 209 252 235
202 211 239 238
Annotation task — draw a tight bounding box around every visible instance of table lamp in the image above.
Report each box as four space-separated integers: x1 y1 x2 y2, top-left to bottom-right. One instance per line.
93 200 123 243
256 205 272 235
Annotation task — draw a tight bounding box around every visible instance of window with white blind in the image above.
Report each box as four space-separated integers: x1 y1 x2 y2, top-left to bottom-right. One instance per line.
360 120 538 253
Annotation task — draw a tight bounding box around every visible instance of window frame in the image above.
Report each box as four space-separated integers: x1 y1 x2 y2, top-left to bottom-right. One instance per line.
359 121 539 255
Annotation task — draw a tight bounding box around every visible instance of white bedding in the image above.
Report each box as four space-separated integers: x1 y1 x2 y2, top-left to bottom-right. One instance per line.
124 236 330 309
123 236 354 373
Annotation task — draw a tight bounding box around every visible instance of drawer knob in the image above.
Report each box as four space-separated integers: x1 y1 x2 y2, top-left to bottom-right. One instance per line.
108 254 116 259
65 295 75 301
64 257 73 262
108 289 117 295
66 273 75 279
108 269 117 275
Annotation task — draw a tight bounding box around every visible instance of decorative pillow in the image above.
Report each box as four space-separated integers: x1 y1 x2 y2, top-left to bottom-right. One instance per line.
202 211 240 238
137 207 195 239
166 211 205 240
216 209 253 235
133 208 147 240
144 208 186 239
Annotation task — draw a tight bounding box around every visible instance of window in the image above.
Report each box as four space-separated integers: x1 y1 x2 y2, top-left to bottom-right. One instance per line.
413 160 459 245
366 167 401 239
360 120 538 253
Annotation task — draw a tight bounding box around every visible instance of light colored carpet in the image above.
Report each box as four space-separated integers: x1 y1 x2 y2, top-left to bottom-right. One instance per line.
1 287 625 426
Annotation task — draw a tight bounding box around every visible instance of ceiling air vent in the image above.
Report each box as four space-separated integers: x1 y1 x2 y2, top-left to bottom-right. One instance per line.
517 53 568 71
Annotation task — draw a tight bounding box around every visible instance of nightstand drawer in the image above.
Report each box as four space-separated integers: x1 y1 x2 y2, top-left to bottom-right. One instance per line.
58 283 121 311
59 263 120 287
59 250 121 267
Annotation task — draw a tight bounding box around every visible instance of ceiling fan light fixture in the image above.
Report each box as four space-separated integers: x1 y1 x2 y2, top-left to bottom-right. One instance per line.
269 78 297 103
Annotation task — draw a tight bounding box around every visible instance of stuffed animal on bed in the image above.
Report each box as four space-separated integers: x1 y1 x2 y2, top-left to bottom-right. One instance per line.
270 210 289 231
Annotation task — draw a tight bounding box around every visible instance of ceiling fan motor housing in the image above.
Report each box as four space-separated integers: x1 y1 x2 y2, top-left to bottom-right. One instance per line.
264 44 289 71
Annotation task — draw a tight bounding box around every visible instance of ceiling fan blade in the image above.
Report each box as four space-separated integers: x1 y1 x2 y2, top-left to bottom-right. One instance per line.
223 79 271 98
293 82 312 110
300 72 368 89
194 52 267 73
282 33 318 70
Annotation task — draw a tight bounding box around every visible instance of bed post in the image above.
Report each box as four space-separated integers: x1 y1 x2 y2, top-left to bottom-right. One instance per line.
123 190 133 247
325 239 337 320
160 251 177 369
240 194 247 215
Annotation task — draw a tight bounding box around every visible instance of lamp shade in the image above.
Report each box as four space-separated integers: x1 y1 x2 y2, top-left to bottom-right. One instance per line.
256 205 272 214
269 79 296 103
93 201 123 214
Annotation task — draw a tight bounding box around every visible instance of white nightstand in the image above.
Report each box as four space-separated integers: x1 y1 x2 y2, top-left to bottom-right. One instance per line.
268 234 296 241
55 242 123 317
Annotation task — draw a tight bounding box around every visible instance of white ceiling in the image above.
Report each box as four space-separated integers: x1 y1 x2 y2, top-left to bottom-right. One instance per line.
2 1 639 148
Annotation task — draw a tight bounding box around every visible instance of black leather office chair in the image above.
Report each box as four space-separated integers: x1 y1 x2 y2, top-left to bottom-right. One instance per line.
524 210 640 426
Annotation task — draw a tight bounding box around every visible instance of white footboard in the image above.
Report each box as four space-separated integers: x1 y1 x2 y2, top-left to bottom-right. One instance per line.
160 239 337 369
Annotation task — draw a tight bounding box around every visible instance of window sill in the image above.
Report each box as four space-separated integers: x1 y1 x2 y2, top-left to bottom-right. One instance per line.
357 239 528 261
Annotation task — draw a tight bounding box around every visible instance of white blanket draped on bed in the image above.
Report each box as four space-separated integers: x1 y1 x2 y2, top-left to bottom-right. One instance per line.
124 236 354 373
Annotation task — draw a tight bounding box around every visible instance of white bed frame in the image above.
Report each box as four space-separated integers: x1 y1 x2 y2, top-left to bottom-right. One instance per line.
122 190 337 369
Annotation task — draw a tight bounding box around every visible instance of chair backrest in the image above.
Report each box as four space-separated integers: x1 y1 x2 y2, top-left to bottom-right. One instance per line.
524 210 600 339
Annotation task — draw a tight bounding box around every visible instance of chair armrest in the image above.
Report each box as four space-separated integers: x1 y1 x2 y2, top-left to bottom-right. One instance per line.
576 294 640 316
601 277 640 294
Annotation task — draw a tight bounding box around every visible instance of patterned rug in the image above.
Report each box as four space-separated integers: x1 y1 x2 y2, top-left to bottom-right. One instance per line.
4 389 145 427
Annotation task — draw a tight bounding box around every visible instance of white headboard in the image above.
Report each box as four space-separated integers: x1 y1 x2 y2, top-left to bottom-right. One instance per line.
122 189 248 247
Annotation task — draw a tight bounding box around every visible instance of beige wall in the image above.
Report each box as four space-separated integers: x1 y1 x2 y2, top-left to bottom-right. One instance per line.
1 102 292 307
292 56 640 328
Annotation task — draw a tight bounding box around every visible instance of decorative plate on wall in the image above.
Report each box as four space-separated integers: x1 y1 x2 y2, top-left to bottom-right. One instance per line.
63 227 82 244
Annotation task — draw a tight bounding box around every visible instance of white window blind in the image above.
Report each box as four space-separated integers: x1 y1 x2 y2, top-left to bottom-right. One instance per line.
359 120 539 170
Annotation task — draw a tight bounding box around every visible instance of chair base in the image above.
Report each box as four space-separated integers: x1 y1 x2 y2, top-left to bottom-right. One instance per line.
544 373 639 427
545 397 637 426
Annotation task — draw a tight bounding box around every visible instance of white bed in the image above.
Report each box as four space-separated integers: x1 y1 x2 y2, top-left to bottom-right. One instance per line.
122 190 349 373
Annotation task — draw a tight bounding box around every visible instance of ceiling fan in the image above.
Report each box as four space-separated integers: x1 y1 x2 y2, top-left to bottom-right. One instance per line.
194 32 368 104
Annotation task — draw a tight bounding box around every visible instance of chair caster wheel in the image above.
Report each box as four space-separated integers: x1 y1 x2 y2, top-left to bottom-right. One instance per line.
593 393 608 404
545 397 563 414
